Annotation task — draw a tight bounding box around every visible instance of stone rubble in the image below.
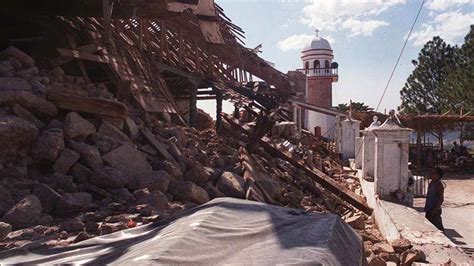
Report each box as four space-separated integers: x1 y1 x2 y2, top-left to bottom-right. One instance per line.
0 47 427 264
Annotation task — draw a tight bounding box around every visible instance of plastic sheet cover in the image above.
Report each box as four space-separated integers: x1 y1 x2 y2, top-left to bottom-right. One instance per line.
0 198 365 265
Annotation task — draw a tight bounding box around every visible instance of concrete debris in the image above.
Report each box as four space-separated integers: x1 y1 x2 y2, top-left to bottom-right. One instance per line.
3 195 42 230
0 222 12 241
64 112 96 139
0 46 422 263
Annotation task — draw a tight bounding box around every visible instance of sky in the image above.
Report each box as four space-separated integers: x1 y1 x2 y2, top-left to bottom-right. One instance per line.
199 0 473 116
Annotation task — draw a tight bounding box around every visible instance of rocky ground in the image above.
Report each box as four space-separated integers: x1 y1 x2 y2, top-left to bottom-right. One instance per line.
0 46 425 265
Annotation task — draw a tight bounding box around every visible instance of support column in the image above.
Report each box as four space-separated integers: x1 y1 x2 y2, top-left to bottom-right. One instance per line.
215 88 222 131
189 84 197 127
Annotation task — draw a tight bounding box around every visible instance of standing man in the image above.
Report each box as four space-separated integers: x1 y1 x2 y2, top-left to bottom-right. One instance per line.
424 167 445 231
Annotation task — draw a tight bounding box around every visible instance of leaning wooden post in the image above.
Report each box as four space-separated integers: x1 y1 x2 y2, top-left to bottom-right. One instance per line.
216 90 223 132
103 0 113 44
189 84 198 127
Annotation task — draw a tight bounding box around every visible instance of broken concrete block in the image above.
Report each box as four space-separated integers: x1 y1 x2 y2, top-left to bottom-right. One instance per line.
53 148 80 175
0 46 35 68
0 222 12 241
0 185 15 217
32 183 61 214
70 163 93 183
0 90 58 117
124 118 139 140
372 242 395 254
31 129 65 162
0 61 14 77
390 238 411 253
64 112 96 139
134 170 171 193
345 214 365 230
98 121 130 142
0 115 38 164
15 67 39 81
217 171 246 199
55 192 92 217
184 163 211 184
90 167 128 189
3 195 42 230
168 181 209 204
69 141 104 170
12 104 45 128
102 144 152 182
136 190 169 210
0 77 29 91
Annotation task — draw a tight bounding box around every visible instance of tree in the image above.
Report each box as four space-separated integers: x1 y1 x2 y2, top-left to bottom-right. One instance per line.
336 101 371 112
399 36 455 151
399 36 455 115
440 25 474 113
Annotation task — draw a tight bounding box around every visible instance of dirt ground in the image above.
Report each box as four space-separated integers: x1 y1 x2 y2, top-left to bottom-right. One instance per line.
413 173 474 259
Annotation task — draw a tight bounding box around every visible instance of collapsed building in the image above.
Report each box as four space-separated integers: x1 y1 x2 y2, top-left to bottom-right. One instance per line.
1 0 468 264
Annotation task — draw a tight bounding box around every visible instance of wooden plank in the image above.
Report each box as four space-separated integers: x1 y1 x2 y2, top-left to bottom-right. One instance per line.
50 43 101 66
139 128 174 161
47 90 128 118
57 48 123 65
223 114 373 215
65 33 91 84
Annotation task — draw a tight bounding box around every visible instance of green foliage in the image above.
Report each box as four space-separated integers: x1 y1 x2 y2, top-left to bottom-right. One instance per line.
399 36 455 114
336 102 371 112
440 25 474 113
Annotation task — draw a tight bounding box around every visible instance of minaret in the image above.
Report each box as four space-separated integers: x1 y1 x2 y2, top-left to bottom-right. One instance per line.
300 29 338 108
299 30 339 136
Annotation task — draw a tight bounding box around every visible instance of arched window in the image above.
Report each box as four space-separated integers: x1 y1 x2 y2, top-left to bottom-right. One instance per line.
325 60 330 74
313 60 320 74
305 61 309 74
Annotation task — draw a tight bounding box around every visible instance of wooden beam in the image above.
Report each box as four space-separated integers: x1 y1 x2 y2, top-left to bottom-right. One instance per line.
140 128 174 161
57 48 123 65
47 90 128 118
103 0 113 44
223 114 373 215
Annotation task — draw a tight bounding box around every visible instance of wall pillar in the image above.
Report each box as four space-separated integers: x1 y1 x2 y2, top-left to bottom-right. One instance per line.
372 118 412 203
340 118 361 160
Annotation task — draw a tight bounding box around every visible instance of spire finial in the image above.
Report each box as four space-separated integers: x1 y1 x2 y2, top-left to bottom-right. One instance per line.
315 28 320 37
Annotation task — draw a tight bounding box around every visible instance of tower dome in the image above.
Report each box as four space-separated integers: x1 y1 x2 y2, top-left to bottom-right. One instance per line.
302 36 332 52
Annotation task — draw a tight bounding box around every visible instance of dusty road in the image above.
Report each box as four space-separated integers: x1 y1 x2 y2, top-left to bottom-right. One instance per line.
414 173 474 259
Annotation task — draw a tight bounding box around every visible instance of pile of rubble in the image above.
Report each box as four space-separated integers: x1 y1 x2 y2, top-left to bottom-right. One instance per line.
0 47 425 264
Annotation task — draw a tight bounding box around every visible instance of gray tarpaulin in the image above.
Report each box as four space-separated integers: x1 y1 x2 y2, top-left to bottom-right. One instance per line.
0 198 365 265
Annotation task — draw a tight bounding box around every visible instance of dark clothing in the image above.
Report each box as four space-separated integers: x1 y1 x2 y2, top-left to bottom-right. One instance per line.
424 179 444 231
426 209 444 231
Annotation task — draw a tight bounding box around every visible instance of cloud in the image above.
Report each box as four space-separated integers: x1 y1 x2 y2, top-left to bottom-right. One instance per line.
300 0 405 36
277 34 314 51
342 18 389 36
409 10 474 46
427 0 473 11
277 34 336 52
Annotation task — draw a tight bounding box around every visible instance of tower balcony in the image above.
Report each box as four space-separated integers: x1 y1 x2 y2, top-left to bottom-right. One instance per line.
297 67 338 82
